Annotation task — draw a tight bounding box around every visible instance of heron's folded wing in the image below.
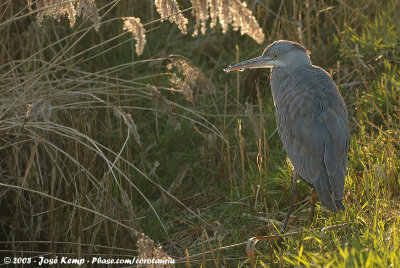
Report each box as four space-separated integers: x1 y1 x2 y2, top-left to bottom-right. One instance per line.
276 66 349 203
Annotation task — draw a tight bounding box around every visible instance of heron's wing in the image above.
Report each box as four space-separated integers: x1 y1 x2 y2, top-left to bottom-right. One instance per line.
275 66 349 211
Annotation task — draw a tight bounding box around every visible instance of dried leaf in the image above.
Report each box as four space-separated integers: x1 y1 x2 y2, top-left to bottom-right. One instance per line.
246 238 257 267
137 234 175 267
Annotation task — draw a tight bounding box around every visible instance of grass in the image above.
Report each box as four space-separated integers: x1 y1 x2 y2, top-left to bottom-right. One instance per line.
1 0 399 266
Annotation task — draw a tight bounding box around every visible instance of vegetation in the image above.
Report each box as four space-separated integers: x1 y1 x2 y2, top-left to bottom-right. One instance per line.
1 0 399 266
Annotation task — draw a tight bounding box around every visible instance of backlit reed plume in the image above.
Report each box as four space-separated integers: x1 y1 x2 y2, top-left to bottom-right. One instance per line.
76 0 100 30
150 85 180 130
167 57 215 102
154 0 188 34
210 0 264 43
27 0 100 30
113 107 141 146
190 0 208 36
122 17 146 55
192 0 264 43
169 74 193 103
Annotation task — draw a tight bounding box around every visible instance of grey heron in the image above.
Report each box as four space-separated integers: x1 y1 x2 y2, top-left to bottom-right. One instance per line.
224 40 349 232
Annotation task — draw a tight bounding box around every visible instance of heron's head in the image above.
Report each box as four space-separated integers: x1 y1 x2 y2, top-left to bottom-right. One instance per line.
224 40 311 72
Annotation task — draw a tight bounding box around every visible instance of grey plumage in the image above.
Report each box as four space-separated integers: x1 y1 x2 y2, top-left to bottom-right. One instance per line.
275 65 349 211
224 40 349 212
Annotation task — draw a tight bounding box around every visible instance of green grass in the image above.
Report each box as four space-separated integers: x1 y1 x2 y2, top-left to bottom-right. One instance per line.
1 0 399 267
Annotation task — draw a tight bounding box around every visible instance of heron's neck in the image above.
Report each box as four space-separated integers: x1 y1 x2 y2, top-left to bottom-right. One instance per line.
270 55 311 102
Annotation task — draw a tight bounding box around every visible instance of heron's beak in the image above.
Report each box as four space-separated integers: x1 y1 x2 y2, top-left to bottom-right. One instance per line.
223 56 273 72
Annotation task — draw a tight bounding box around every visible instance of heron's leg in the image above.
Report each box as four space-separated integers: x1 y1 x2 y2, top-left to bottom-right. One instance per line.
310 189 317 222
281 169 297 234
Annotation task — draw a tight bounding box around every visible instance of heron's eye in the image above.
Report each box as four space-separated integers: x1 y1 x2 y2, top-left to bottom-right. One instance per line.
274 54 279 58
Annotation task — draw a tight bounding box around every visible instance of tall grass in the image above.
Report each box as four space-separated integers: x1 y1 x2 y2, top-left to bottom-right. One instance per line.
1 0 399 266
